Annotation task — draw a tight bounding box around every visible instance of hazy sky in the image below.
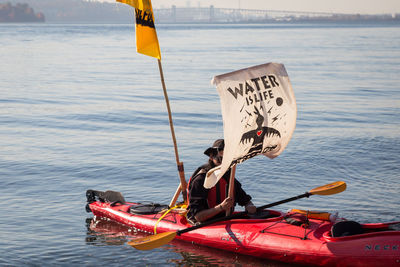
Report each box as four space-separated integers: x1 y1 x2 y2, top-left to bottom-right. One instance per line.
102 0 400 14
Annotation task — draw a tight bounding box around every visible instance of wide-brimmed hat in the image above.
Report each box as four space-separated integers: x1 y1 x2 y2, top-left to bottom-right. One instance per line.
204 139 224 156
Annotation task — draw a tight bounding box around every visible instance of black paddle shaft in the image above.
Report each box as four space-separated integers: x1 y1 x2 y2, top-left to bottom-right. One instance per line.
256 192 311 211
177 192 311 236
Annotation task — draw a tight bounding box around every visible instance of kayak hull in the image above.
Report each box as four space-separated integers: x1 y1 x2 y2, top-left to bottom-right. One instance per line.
88 201 400 267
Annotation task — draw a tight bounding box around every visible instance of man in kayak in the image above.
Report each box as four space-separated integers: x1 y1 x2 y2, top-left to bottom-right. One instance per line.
187 139 257 223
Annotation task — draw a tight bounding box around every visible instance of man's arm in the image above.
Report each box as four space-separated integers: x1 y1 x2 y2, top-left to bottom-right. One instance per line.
234 179 256 213
194 197 234 222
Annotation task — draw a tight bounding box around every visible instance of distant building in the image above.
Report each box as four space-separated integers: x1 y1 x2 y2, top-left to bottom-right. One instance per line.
0 3 45 22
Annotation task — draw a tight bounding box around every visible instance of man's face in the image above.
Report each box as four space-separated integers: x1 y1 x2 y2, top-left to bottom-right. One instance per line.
212 150 224 166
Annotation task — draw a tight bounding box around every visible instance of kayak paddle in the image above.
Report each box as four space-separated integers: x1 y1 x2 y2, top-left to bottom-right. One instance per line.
127 181 346 250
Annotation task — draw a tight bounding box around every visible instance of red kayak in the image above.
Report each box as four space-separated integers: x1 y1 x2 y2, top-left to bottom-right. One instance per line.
86 216 287 266
86 192 400 267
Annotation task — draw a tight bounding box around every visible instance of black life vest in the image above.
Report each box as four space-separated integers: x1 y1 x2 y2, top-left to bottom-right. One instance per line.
187 164 232 210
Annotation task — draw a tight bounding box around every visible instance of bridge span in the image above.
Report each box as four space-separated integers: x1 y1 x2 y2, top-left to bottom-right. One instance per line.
154 6 346 23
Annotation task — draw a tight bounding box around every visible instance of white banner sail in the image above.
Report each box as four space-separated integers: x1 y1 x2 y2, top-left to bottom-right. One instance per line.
204 63 297 189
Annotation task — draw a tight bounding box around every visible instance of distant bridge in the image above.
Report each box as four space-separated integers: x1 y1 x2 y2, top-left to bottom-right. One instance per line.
154 6 345 23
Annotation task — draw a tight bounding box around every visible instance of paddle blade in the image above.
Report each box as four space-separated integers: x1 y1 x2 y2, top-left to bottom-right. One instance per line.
309 181 346 196
127 231 177 250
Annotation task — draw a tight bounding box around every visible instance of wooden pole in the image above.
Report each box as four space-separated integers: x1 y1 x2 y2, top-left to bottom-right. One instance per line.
226 164 236 216
169 185 182 207
157 59 187 205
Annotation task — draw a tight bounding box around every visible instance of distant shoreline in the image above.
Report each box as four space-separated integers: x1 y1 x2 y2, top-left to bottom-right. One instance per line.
2 21 398 27
2 0 399 24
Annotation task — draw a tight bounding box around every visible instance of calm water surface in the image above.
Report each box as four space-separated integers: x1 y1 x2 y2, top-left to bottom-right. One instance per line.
0 23 399 266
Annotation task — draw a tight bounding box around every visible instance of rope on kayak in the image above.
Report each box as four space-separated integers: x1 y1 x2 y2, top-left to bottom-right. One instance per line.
154 203 187 234
261 212 312 240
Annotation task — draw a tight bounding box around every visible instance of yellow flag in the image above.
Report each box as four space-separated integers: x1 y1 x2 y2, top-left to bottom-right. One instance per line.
117 0 161 59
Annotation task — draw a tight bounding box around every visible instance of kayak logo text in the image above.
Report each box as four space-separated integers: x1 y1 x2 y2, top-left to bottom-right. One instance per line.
221 232 244 243
364 244 398 251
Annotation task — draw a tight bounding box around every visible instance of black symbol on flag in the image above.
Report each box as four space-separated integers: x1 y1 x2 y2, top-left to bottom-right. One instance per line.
135 9 155 28
240 106 281 154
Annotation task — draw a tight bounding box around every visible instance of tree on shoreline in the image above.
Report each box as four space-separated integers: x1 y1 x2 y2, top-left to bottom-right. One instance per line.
0 2 45 22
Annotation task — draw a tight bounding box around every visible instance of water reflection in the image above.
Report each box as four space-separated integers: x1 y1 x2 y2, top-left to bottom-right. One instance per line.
85 217 294 266
85 217 138 246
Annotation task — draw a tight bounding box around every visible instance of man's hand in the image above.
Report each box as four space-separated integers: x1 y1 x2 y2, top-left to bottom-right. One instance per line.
219 197 234 211
245 201 256 214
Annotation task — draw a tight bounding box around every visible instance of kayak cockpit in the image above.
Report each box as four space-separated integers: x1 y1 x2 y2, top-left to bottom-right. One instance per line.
324 220 400 241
